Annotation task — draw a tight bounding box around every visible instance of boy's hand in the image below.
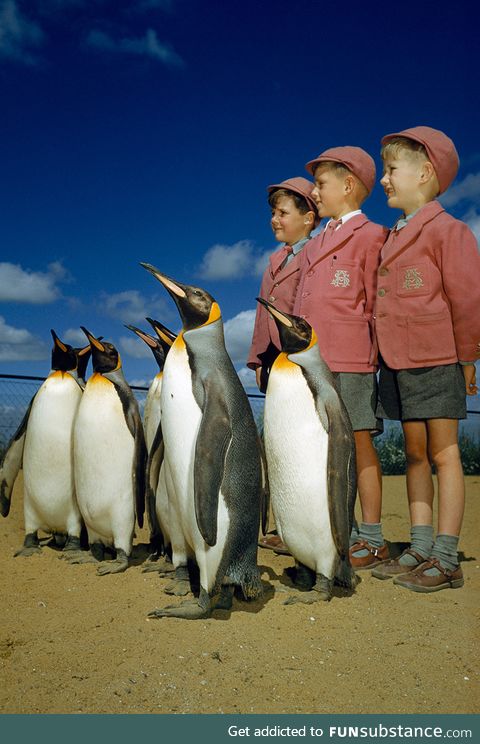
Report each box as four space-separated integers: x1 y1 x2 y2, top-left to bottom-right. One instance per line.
255 367 262 390
463 364 478 396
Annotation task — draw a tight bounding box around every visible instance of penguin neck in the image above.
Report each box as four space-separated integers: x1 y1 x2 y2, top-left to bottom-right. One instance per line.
287 344 335 384
101 368 128 386
183 317 225 357
49 368 83 389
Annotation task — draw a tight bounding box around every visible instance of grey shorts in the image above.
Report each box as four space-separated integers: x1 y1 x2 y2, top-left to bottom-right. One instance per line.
332 371 383 433
376 362 467 421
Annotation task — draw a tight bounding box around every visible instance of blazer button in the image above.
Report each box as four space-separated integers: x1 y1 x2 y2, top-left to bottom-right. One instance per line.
377 288 386 297
379 267 389 276
269 295 275 302
302 292 309 298
307 270 314 276
274 283 279 287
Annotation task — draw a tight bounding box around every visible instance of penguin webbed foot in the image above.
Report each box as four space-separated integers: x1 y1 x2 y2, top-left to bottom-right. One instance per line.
14 533 41 557
163 578 191 595
148 587 212 620
61 551 98 564
96 549 129 576
14 545 42 557
163 564 192 595
142 556 175 574
147 600 211 620
283 575 333 605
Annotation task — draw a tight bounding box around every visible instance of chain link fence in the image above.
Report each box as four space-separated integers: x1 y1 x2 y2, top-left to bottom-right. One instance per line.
0 374 266 453
1 374 479 472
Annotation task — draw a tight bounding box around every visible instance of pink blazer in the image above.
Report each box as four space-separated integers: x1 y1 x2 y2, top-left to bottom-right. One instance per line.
293 215 387 372
375 200 480 370
247 246 306 368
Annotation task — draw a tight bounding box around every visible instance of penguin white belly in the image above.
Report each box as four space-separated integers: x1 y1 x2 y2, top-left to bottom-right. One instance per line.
264 364 337 579
162 343 230 592
23 373 82 536
74 375 135 551
144 374 162 451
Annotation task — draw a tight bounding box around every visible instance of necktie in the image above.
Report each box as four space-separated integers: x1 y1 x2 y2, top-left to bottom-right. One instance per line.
321 219 342 246
279 244 293 269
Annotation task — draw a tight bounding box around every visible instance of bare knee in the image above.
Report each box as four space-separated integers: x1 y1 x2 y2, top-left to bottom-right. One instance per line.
430 444 462 471
405 444 429 468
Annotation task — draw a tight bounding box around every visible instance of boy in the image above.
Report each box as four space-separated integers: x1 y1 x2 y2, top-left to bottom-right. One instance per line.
294 146 388 570
372 126 480 592
248 177 319 392
248 177 319 554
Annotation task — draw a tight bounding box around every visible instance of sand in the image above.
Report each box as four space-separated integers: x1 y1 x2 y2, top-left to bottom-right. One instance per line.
0 473 478 715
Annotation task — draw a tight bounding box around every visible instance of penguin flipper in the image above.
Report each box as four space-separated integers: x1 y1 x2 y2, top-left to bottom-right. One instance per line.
0 394 35 517
258 435 270 536
105 372 147 529
194 379 231 547
324 398 357 557
146 422 165 550
133 421 147 530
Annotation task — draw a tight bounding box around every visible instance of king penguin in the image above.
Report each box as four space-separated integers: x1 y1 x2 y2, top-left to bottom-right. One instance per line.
5 330 91 556
124 320 176 567
72 328 146 575
141 263 263 619
124 320 175 451
258 299 358 603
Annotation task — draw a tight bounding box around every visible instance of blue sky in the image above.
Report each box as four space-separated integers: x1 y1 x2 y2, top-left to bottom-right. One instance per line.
1 0 479 398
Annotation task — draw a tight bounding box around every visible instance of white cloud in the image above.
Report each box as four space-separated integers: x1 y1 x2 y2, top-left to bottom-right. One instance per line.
86 27 184 67
0 316 49 361
0 261 68 303
99 289 171 324
440 172 480 208
0 0 45 65
198 240 273 280
62 327 89 346
223 309 255 366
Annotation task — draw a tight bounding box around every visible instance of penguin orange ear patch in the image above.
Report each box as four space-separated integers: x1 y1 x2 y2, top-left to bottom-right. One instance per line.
205 302 221 325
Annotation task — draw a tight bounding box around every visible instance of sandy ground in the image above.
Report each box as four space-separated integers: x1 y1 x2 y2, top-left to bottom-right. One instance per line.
0 473 478 715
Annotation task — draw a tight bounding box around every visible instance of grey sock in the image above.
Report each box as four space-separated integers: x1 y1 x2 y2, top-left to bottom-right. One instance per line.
351 522 384 557
399 524 433 566
427 534 460 574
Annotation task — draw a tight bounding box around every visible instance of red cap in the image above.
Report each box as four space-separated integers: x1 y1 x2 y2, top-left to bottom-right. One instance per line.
267 176 320 225
381 126 459 194
305 146 376 193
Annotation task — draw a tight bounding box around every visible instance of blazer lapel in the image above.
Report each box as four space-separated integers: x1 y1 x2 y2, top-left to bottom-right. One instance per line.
307 214 368 269
381 201 444 267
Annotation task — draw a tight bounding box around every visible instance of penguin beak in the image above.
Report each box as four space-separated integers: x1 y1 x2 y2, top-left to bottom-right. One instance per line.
146 318 176 346
77 344 91 357
256 298 293 328
81 326 106 352
140 263 187 299
124 324 159 349
50 329 68 352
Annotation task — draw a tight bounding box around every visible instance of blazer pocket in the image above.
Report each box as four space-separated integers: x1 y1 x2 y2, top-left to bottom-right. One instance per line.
396 260 431 297
327 260 360 297
407 311 456 362
328 318 372 364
